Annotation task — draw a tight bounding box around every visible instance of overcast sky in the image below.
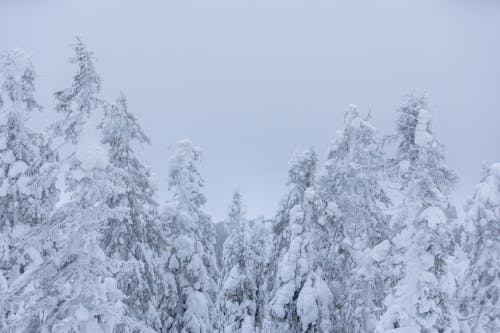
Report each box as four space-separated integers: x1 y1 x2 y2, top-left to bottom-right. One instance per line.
1 0 499 220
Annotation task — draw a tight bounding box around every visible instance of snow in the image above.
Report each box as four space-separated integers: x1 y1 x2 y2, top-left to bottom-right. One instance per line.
371 240 390 263
75 115 108 171
414 109 434 146
75 304 90 321
418 206 447 228
1 150 15 164
297 278 319 331
8 160 28 177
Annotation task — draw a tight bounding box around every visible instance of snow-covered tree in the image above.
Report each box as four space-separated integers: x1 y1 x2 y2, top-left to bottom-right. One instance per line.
52 36 101 145
459 163 500 333
100 93 170 331
265 149 333 333
0 49 59 230
317 105 391 333
376 93 460 333
218 190 258 333
0 49 59 294
162 140 219 333
0 40 129 332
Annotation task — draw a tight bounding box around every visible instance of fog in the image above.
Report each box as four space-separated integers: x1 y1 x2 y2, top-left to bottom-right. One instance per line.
1 0 499 220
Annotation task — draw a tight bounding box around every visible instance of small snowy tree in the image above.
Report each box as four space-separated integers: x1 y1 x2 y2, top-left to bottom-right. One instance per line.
376 93 460 333
218 190 258 333
317 105 391 333
459 163 500 333
265 149 333 333
162 140 219 333
52 36 102 144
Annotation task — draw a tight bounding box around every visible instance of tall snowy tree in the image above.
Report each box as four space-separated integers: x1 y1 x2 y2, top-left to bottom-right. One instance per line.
218 190 258 333
0 49 59 295
317 105 391 333
459 163 500 333
265 149 333 333
0 39 131 332
99 93 170 331
376 93 460 333
0 41 164 332
162 140 219 333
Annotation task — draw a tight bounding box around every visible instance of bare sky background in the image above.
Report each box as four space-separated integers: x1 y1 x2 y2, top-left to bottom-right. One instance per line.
1 0 499 220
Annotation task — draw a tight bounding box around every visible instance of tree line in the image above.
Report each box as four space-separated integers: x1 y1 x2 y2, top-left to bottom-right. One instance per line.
0 39 498 333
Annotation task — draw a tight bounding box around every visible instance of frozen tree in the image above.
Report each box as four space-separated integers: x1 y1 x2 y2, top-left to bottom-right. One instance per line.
459 163 500 333
0 43 162 332
52 36 102 144
0 49 59 230
100 93 170 331
0 49 59 294
0 42 115 332
317 105 391 332
265 149 333 333
218 190 258 333
162 140 219 333
376 93 460 333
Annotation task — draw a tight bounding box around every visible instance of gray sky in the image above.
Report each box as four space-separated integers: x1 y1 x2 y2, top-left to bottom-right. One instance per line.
1 0 499 220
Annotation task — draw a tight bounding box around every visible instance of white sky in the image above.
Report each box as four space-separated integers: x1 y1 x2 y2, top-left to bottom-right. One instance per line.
1 0 499 220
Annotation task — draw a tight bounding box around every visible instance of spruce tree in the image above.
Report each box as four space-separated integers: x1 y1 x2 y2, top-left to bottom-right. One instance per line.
265 149 333 333
459 163 500 333
162 140 219 333
376 93 460 333
218 190 258 333
100 93 169 331
0 49 59 325
317 105 391 332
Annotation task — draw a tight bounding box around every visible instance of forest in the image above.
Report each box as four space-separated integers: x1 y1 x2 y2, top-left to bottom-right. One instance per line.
0 39 498 333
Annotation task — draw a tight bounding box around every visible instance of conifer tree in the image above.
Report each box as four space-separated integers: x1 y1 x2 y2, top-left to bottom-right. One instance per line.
376 93 460 333
317 105 391 332
162 140 219 333
265 149 333 333
459 163 500 333
218 190 258 333
100 93 170 331
0 49 59 303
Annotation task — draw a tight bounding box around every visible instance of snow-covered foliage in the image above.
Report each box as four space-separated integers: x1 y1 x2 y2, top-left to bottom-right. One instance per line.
0 49 59 230
0 42 165 332
218 190 258 333
376 93 460 333
459 163 500 333
317 105 391 333
265 149 333 333
0 41 494 333
0 49 59 300
52 37 102 145
162 140 219 333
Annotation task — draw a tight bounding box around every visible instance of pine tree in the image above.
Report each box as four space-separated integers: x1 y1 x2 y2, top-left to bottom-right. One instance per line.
376 93 460 333
218 190 258 333
0 39 136 332
317 105 391 332
265 149 333 333
0 49 59 298
0 49 59 230
52 36 101 145
162 140 219 333
0 41 162 332
100 93 170 331
459 163 500 333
